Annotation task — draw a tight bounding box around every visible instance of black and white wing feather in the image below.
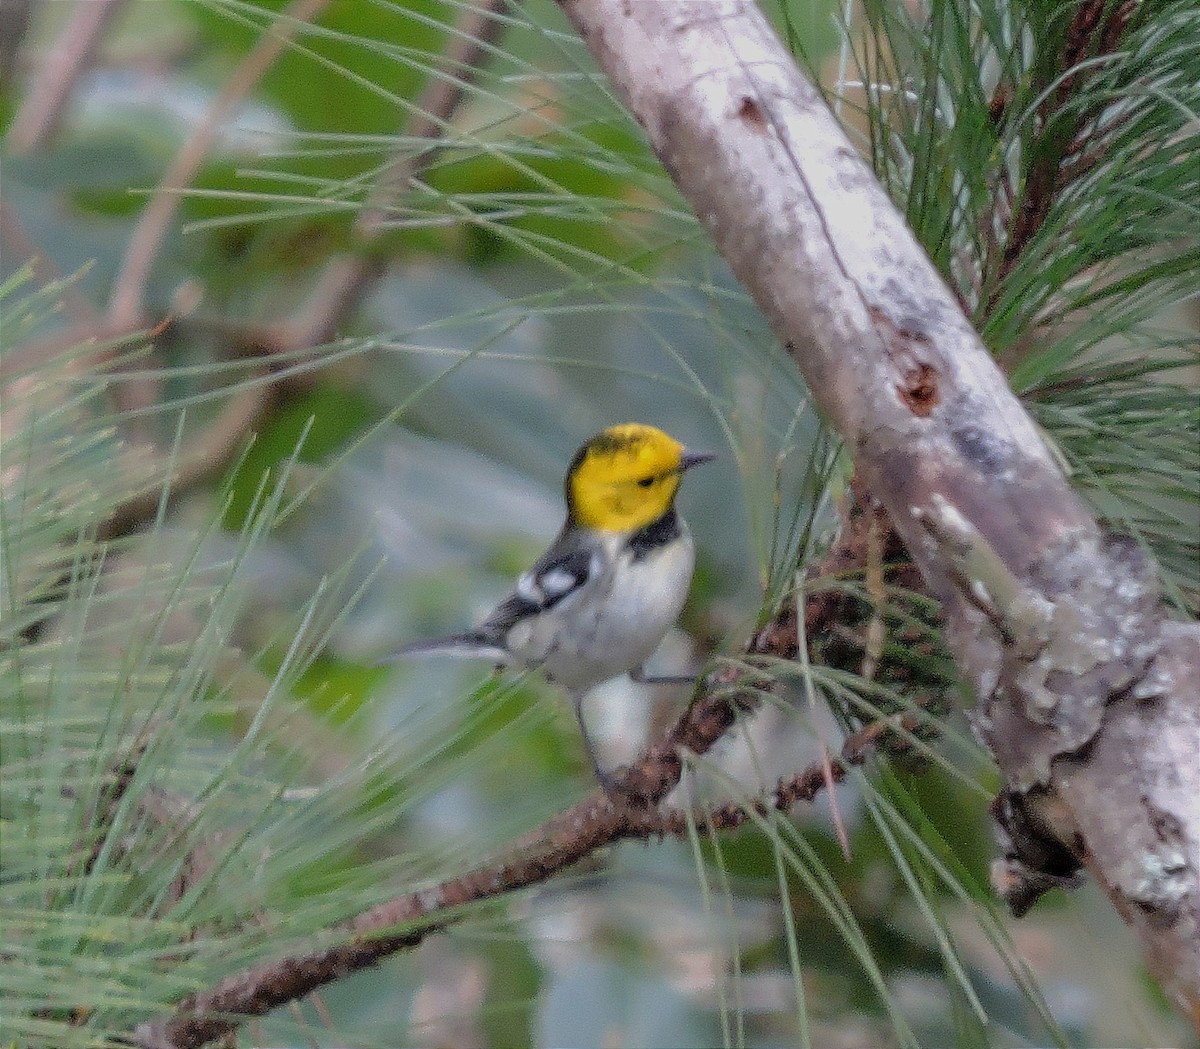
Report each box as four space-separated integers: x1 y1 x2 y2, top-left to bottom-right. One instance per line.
380 529 601 667
482 535 599 636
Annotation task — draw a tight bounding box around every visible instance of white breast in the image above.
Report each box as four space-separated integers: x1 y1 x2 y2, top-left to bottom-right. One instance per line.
506 527 695 693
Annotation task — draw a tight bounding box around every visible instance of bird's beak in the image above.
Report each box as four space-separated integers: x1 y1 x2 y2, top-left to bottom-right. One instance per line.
680 448 717 471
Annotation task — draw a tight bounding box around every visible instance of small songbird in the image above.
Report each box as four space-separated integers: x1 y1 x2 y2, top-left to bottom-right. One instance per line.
384 423 715 794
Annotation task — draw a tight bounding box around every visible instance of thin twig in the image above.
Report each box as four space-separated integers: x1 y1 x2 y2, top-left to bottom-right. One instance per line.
107 0 333 330
360 0 509 233
275 0 510 349
61 732 152 890
97 0 511 542
132 671 933 1049
655 704 935 837
6 0 126 154
65 732 217 915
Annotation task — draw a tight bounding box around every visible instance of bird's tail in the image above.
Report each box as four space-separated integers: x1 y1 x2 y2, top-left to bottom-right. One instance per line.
377 630 511 666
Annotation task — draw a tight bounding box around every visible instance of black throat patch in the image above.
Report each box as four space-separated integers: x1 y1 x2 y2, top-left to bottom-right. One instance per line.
629 508 681 560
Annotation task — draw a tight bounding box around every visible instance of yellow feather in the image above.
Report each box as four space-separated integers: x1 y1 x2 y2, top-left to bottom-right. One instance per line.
567 423 686 532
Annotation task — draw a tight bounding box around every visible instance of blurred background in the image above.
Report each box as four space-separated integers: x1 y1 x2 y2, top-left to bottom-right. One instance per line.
2 0 1196 1046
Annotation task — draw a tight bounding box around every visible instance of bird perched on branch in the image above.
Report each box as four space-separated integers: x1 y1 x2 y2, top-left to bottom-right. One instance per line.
384 423 715 795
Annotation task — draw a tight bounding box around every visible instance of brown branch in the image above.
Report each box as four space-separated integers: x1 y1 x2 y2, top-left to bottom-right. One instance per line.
87 0 331 473
128 698 750 1048
359 0 509 235
89 0 511 546
5 0 126 154
0 0 32 86
62 730 218 917
61 731 152 889
130 479 939 1049
651 704 937 838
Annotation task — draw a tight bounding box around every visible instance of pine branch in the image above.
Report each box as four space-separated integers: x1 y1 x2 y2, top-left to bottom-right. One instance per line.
131 591 925 1049
128 475 930 1048
988 0 1138 321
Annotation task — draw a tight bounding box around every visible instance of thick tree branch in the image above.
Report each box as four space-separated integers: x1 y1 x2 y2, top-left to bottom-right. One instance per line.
555 0 1199 1020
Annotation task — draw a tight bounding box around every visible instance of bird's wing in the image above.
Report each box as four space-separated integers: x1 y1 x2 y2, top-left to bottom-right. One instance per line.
483 539 599 635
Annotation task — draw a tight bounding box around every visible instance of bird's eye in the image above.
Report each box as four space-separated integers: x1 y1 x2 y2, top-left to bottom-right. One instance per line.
636 476 655 488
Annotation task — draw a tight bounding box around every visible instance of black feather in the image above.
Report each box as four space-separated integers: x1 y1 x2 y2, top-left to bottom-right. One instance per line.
483 534 595 634
629 508 681 560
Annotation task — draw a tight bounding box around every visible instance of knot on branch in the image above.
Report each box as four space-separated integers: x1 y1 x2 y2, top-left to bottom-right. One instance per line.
915 501 1164 793
989 530 1164 791
990 787 1086 917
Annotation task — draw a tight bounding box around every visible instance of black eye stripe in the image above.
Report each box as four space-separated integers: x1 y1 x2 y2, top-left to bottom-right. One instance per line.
636 468 680 488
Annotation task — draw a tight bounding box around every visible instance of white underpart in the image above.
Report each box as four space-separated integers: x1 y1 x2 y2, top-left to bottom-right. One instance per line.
504 527 696 694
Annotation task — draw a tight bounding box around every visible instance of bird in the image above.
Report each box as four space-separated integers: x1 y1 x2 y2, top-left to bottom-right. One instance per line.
383 423 715 795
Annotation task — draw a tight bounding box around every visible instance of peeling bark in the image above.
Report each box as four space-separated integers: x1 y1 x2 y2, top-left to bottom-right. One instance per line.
556 0 1200 1020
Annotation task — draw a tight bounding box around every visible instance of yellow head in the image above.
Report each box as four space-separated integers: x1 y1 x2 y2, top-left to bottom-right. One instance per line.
565 423 714 532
